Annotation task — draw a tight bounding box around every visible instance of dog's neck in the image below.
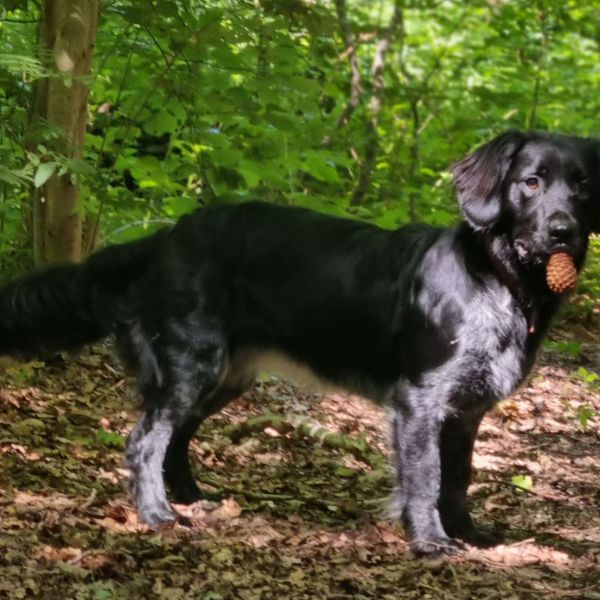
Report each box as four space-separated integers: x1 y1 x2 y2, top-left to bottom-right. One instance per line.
481 232 549 334
483 232 522 294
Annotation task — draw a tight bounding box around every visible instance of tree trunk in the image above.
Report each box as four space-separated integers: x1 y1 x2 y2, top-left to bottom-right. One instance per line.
333 0 363 129
350 1 404 207
27 0 97 266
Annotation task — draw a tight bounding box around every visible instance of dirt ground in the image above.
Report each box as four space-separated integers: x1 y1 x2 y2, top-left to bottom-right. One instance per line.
0 326 598 599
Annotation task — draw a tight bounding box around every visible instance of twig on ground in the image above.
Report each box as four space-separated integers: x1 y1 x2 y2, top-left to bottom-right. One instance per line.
194 473 349 513
221 412 386 469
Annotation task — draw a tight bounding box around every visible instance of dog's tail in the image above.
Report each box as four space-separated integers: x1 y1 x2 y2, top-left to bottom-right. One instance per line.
0 229 168 357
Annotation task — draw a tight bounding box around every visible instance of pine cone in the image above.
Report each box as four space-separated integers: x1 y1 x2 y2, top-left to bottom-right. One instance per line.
546 252 578 293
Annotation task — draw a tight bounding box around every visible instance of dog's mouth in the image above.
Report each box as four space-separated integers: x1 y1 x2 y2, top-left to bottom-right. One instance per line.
546 243 574 262
514 239 579 269
513 239 544 266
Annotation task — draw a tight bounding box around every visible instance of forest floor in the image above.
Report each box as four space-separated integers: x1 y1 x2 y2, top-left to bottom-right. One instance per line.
0 318 599 598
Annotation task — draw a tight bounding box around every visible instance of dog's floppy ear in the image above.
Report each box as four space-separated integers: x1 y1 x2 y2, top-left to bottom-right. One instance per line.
452 131 527 230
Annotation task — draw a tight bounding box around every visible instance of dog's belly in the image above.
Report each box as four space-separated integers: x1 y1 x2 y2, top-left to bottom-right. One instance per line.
226 347 391 403
244 348 330 389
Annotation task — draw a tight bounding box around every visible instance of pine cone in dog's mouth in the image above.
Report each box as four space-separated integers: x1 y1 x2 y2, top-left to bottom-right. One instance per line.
546 252 578 294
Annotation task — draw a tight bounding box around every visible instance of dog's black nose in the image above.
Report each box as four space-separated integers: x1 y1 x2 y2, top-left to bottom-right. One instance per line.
548 214 577 244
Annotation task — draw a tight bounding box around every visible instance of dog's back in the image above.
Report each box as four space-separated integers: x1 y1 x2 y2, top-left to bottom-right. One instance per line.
137 202 442 389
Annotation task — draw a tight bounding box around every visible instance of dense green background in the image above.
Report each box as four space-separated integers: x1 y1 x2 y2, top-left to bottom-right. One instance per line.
1 0 600 272
1 5 600 597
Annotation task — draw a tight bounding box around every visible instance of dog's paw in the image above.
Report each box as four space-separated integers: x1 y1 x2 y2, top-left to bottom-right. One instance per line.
443 518 505 548
138 504 177 529
457 525 504 548
169 482 205 505
441 511 505 548
410 536 463 557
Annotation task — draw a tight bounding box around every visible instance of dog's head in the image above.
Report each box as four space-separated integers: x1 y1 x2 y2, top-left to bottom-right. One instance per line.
452 131 600 271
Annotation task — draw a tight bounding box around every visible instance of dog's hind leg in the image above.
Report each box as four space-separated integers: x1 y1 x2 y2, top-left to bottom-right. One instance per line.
163 372 255 505
125 328 228 528
438 408 502 547
162 414 206 505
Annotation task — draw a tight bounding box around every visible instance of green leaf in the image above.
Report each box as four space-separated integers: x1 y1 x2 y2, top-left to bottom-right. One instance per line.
146 110 178 136
0 166 32 186
239 161 261 187
542 340 581 358
575 404 596 430
96 428 125 449
576 367 599 385
212 148 242 168
335 466 358 478
303 152 340 183
33 162 57 188
65 158 95 176
511 474 533 492
163 196 198 218
0 52 45 79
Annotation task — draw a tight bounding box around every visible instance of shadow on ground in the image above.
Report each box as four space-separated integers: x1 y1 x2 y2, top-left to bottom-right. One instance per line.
0 334 598 599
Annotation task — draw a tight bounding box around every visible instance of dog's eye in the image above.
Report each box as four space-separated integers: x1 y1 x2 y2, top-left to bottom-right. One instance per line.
524 177 539 190
579 180 590 194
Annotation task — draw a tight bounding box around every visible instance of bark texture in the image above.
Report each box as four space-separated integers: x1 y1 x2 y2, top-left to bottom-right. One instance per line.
28 0 97 265
350 1 404 207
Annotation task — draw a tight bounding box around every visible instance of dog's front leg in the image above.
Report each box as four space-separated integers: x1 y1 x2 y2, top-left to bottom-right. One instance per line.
438 407 503 547
390 384 460 556
126 409 180 527
163 414 205 505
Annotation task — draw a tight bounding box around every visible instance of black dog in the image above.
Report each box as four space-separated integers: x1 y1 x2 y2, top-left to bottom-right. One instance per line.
1 131 598 555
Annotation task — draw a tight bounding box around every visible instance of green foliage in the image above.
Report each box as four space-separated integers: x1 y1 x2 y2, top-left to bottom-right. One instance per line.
570 367 599 430
96 427 126 449
573 403 597 431
0 51 45 78
578 238 600 296
3 359 45 383
575 366 599 386
2 0 600 256
543 340 582 359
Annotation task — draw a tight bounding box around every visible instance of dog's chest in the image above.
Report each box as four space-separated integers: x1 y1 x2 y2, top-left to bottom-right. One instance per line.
453 287 528 401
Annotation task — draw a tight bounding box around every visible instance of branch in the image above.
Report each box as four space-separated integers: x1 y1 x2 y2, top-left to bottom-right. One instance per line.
194 473 361 513
0 18 40 23
333 0 362 130
350 0 404 206
527 3 549 130
221 413 386 469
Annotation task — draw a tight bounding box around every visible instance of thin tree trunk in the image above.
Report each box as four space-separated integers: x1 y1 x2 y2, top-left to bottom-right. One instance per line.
333 0 363 129
407 97 419 222
350 0 403 206
527 0 549 130
27 0 97 266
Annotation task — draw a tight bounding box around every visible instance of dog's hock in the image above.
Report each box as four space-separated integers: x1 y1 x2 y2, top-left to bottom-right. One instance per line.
546 253 578 294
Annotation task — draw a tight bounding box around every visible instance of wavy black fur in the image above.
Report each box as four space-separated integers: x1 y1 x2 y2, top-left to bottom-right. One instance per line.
0 231 167 357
